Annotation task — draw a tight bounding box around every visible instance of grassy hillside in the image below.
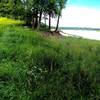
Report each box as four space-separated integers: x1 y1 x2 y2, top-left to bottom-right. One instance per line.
0 17 100 100
0 17 24 25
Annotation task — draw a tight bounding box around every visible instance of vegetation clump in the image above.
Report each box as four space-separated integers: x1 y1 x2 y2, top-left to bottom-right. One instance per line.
0 18 100 100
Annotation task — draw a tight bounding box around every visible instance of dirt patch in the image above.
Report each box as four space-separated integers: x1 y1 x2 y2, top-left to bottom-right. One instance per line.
41 31 62 38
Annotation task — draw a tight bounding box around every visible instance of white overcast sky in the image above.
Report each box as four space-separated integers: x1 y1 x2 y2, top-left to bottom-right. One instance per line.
50 6 100 28
50 0 100 28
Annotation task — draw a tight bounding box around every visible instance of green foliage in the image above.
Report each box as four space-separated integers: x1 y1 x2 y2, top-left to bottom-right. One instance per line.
0 0 68 30
0 18 100 100
0 0 24 19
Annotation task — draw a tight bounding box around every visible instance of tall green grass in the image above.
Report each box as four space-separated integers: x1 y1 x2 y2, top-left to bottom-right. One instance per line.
0 17 24 25
0 17 100 100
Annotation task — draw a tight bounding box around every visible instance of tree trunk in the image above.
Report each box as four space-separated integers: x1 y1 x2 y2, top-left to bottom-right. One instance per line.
34 10 38 29
49 12 51 31
44 14 47 29
34 17 38 29
55 15 60 32
31 16 35 30
38 10 42 29
45 18 46 29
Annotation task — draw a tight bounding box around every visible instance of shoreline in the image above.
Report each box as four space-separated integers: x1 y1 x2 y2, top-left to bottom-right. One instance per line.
59 29 100 41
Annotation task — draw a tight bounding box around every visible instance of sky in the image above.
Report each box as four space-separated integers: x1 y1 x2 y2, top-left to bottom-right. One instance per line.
50 0 100 28
68 0 100 9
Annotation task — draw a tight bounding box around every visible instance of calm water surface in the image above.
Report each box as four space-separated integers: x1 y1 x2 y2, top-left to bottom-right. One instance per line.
61 30 100 41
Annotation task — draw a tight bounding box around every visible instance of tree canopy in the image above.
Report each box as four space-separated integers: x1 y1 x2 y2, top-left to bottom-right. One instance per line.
0 0 67 30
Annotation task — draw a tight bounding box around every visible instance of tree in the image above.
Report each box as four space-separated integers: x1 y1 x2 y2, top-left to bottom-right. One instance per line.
0 0 25 19
0 0 13 17
23 0 57 30
46 0 58 30
12 0 25 19
55 0 67 32
0 0 67 31
23 0 47 29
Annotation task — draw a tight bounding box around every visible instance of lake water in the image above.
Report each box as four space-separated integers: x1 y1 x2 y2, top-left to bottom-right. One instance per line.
61 30 100 41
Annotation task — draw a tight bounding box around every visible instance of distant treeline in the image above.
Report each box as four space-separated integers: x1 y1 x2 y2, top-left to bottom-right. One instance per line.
52 27 100 31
